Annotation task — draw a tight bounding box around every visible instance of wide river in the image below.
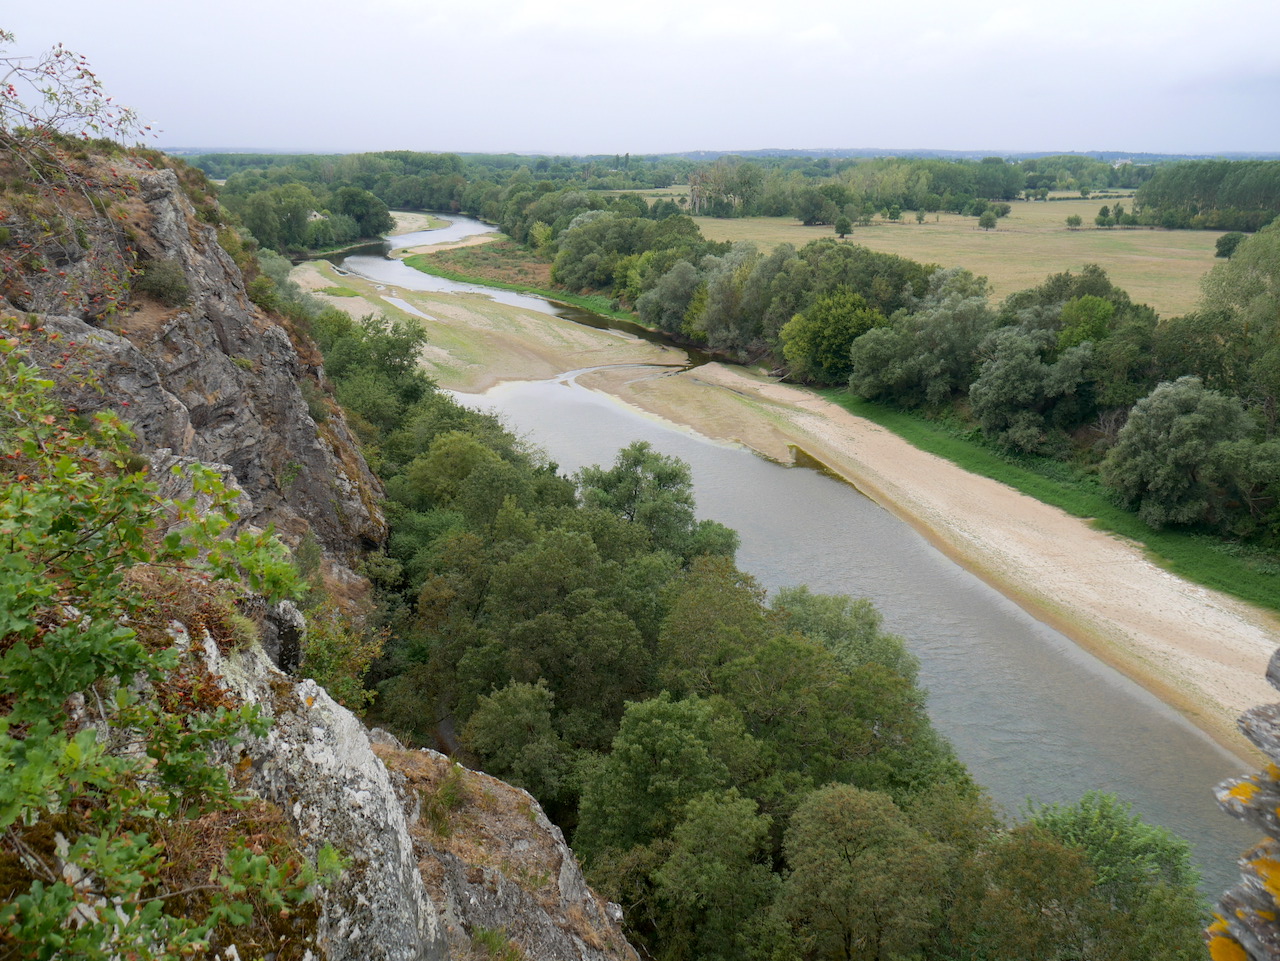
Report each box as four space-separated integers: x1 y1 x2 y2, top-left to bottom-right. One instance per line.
339 216 1257 894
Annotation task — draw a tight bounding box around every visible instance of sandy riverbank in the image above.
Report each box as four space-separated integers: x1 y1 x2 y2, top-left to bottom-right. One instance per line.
290 254 1280 761
579 361 1280 760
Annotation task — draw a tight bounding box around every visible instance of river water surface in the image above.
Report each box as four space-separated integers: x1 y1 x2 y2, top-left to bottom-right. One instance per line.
339 216 1258 894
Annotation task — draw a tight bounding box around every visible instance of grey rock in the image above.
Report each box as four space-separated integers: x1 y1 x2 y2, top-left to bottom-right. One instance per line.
215 641 449 961
12 158 384 572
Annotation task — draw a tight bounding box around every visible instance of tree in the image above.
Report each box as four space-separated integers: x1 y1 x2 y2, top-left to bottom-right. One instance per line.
1101 376 1255 528
575 693 760 858
970 327 1094 454
769 585 918 682
1057 293 1116 350
955 824 1102 961
780 287 887 384
576 441 736 561
461 680 571 804
652 790 779 961
1066 214 1083 229
849 267 997 407
834 215 852 239
780 785 944 961
1216 231 1246 258
1029 792 1200 905
978 209 998 230
1027 793 1206 961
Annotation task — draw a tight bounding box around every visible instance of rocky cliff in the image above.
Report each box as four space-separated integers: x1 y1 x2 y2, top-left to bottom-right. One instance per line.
3 152 383 579
1 150 636 961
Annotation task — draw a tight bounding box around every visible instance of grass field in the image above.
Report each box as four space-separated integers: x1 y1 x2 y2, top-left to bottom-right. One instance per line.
694 197 1224 318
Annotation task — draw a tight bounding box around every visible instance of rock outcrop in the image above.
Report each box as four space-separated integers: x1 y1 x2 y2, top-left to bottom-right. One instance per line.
376 744 638 961
5 155 383 574
178 615 635 961
1210 649 1280 961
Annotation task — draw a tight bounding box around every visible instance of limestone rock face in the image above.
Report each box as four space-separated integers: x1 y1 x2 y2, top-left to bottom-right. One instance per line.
8 159 383 568
375 744 639 961
210 638 449 961
1211 650 1280 960
180 628 635 961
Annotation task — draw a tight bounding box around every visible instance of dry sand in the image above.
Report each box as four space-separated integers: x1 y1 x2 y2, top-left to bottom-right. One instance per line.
291 257 1280 761
580 362 1280 760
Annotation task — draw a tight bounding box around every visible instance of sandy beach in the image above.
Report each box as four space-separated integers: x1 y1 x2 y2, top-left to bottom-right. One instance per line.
291 253 1280 761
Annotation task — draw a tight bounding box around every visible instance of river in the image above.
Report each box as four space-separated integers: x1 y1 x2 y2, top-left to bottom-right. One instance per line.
337 215 1257 894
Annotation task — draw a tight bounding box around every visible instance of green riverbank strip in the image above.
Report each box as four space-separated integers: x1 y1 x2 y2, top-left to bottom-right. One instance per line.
401 253 639 323
400 251 1280 615
819 389 1280 615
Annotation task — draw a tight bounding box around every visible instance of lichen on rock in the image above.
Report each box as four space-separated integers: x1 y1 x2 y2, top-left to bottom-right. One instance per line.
1212 648 1280 960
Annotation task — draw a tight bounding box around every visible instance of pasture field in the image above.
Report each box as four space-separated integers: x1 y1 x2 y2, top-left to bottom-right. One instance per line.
694 197 1224 317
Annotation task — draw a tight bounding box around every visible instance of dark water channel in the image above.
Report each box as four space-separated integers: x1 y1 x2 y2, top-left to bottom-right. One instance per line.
338 218 1257 895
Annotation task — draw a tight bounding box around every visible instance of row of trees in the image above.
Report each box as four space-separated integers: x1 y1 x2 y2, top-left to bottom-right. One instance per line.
683 155 1150 222
249 263 1209 961
1136 160 1280 231
829 226 1280 541
218 179 395 252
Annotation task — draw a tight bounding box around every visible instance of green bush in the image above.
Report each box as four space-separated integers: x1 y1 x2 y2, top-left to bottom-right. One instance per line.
134 257 191 306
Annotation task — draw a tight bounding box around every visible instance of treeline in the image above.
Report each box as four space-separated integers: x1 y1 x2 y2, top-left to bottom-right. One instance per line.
243 263 1207 961
194 149 692 203
1136 160 1280 230
683 154 1153 222
835 224 1280 542
435 179 1280 544
217 178 396 252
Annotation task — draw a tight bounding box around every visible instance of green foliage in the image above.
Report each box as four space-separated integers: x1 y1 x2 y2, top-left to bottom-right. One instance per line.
1102 376 1255 528
133 258 191 307
299 603 385 710
849 267 996 408
780 288 886 385
651 789 779 961
780 785 945 961
0 326 330 958
461 681 571 804
769 585 918 682
1057 294 1115 351
576 441 737 562
1029 791 1199 900
1216 231 1246 258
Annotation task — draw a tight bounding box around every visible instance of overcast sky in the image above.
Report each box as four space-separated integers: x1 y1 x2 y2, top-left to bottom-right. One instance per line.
5 1 1278 156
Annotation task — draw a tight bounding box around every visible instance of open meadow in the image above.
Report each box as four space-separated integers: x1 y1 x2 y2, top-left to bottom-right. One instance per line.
694 196 1225 318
